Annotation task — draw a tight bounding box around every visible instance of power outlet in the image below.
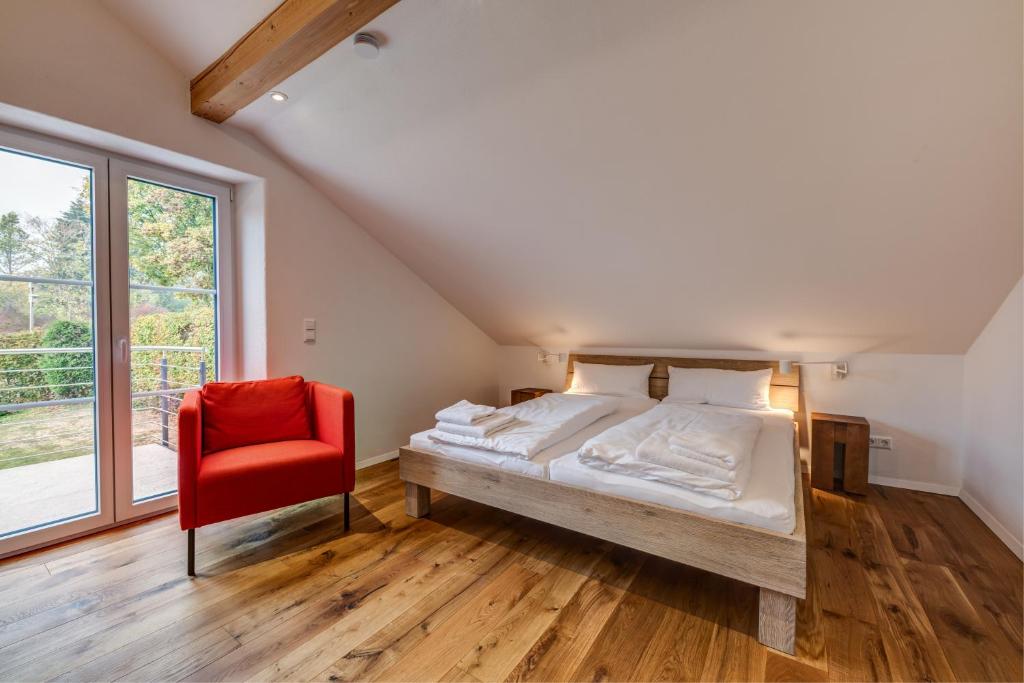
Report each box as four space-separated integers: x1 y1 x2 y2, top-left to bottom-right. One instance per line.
869 435 893 450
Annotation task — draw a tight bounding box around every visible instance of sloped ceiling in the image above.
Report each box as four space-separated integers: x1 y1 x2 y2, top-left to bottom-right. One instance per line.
103 0 1022 354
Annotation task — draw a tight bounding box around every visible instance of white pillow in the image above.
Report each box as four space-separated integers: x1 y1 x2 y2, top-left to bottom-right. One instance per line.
568 362 653 398
667 367 773 410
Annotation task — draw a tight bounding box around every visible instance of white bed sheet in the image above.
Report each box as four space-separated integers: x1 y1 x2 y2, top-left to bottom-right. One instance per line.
548 403 797 533
409 395 660 479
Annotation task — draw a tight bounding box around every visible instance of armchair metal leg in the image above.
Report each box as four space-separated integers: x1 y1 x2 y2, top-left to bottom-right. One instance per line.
187 529 196 577
344 492 350 531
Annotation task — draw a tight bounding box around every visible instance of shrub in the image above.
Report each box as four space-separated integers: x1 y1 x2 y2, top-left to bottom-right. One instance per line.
131 305 215 390
39 321 93 398
0 330 47 408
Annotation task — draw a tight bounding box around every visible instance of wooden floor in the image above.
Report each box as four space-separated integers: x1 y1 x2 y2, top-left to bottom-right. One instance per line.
0 461 1020 682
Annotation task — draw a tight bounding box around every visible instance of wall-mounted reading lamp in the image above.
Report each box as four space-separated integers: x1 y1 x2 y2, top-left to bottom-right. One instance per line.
537 349 563 364
779 359 849 380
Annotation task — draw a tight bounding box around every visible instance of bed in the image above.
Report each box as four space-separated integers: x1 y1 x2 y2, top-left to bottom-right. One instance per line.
398 353 806 654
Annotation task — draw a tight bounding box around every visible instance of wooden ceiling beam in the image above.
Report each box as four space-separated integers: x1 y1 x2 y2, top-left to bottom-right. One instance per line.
190 0 398 123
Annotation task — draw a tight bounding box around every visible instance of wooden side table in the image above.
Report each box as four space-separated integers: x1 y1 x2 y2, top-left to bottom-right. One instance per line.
511 387 552 405
811 412 870 494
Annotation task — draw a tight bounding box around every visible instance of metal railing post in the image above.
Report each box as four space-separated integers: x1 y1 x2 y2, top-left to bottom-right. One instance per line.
199 358 207 387
159 354 169 447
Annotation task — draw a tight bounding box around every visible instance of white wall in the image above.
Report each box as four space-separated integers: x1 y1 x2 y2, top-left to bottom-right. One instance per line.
961 279 1023 559
0 0 498 462
499 346 965 493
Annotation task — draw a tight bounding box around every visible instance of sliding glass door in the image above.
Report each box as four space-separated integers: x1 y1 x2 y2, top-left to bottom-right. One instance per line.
0 129 232 556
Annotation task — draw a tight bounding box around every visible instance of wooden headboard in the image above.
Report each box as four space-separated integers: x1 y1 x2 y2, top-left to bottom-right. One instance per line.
564 353 802 415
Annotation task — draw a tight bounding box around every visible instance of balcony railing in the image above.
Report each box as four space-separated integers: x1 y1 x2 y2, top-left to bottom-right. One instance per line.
0 345 208 468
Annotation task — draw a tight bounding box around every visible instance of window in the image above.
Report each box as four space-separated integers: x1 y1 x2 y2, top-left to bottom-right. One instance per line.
0 127 233 556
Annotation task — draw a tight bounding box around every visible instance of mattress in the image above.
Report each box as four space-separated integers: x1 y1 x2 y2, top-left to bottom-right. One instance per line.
548 404 797 533
409 395 660 478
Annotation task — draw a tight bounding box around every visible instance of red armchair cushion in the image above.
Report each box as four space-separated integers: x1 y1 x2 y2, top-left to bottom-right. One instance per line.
200 375 311 454
195 439 347 527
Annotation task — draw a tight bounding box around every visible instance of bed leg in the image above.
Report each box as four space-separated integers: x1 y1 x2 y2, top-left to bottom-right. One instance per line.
758 588 796 655
405 482 431 518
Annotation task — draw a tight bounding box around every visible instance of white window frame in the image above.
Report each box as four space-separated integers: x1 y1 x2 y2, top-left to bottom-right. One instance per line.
109 158 235 520
0 126 115 558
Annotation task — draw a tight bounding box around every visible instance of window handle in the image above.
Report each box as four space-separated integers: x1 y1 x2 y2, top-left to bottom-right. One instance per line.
119 338 129 364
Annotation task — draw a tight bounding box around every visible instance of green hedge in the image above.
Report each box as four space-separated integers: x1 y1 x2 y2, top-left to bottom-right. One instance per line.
39 321 93 399
0 330 47 405
131 305 215 391
1 305 214 413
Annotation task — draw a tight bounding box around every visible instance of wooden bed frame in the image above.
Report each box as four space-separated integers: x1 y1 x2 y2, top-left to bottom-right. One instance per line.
398 353 806 654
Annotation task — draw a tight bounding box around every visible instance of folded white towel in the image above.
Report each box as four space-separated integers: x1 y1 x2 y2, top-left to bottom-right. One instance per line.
630 410 762 498
436 413 514 438
434 400 496 426
636 431 738 483
578 404 762 501
666 410 762 469
428 393 619 460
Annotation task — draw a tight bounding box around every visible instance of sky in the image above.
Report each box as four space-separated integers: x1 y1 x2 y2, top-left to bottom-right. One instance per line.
0 149 90 221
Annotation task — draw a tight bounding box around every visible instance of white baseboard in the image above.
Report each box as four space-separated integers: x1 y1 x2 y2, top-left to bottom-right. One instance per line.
356 450 399 470
868 475 960 496
959 488 1024 561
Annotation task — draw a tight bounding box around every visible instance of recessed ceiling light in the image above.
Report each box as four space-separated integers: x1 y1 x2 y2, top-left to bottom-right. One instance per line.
268 91 288 102
354 32 380 59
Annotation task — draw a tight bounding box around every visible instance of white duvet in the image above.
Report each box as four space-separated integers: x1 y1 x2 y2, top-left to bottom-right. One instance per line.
548 399 797 532
578 402 766 499
427 392 619 459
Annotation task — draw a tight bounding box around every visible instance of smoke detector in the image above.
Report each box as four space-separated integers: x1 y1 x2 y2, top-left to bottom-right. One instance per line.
354 32 380 59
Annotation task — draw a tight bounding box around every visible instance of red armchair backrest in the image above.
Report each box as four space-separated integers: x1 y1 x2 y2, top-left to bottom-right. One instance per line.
200 375 312 454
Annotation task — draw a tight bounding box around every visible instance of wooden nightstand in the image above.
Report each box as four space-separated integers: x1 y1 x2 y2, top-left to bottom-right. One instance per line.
510 388 552 405
811 412 870 494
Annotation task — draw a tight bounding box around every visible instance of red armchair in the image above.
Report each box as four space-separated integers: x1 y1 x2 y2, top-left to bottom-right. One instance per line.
177 375 354 575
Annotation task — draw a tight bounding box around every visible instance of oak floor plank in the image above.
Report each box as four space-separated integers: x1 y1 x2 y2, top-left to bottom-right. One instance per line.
374 563 543 682
501 545 644 682
192 550 432 681
850 504 957 682
762 650 829 682
948 562 1024 658
320 517 552 683
0 462 1019 683
794 550 829 670
322 569 501 681
62 540 385 681
112 626 241 683
627 562 721 682
0 487 389 640
697 579 767 682
821 610 891 682
18 489 413 679
454 538 610 681
189 500 516 681
810 546 878 624
0 554 286 680
438 665 484 683
569 555 677 682
903 558 1022 682
252 512 535 681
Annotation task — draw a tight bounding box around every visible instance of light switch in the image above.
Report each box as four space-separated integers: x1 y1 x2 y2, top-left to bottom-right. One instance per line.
303 318 316 343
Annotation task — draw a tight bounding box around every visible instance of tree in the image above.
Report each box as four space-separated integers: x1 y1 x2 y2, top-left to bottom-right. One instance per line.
0 212 33 274
28 179 93 322
34 181 91 282
127 180 214 289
